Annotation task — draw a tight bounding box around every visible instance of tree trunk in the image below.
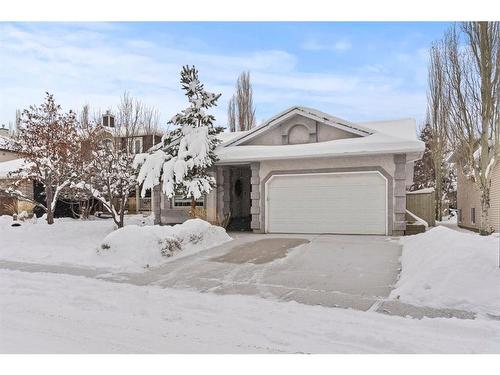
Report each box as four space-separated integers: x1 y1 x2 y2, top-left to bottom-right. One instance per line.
435 170 443 221
45 185 54 225
190 196 196 217
115 198 125 228
479 182 491 235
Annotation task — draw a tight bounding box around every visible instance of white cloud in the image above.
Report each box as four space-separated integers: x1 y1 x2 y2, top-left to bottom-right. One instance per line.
301 37 352 52
0 23 427 128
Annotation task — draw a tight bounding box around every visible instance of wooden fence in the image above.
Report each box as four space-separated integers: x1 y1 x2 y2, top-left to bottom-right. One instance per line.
406 189 436 227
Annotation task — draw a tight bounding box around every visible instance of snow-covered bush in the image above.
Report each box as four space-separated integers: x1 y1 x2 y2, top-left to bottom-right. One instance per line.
98 219 231 272
159 237 182 257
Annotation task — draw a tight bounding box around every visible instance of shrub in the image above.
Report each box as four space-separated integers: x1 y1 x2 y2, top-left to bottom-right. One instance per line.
159 237 182 257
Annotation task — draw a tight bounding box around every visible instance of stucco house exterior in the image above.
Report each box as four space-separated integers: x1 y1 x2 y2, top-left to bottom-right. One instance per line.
456 163 500 232
153 106 424 235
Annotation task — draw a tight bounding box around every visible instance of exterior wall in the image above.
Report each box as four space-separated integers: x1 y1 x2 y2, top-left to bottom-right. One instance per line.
153 153 410 235
457 168 481 231
457 164 500 232
0 149 19 163
317 123 360 142
242 114 359 146
0 178 34 200
250 163 261 230
405 161 414 189
158 170 217 225
393 154 407 235
0 178 35 215
256 154 400 235
489 163 500 232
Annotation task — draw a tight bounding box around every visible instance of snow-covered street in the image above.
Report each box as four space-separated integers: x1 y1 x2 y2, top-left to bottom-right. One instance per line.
1 269 499 353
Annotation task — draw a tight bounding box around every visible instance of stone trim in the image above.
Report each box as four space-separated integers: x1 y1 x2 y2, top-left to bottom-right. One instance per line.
259 166 394 235
250 162 261 229
393 154 407 234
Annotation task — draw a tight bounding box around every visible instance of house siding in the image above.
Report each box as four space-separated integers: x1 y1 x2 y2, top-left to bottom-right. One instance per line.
456 164 500 232
242 114 359 146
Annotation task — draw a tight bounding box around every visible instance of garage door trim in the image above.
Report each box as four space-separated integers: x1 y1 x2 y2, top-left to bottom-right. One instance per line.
264 171 388 235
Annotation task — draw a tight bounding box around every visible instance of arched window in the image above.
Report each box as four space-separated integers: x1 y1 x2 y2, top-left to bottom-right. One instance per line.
288 124 310 144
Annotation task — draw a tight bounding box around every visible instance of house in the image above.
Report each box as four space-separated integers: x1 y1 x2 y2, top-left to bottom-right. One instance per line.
153 106 425 235
100 111 164 213
456 163 500 232
0 125 18 163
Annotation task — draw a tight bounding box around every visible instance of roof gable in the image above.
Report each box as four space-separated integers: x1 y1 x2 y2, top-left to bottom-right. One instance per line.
225 106 373 147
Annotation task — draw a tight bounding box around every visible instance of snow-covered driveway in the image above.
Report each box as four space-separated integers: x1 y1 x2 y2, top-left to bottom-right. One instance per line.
115 232 402 311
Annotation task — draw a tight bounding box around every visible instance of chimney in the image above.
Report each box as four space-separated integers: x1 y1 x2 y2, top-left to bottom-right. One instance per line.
102 110 115 128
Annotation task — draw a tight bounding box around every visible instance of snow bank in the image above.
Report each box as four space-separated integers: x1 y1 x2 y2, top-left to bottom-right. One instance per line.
391 226 500 315
0 216 231 273
98 219 231 272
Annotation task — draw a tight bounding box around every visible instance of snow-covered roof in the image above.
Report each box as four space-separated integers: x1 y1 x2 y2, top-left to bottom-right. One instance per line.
0 158 28 178
217 130 251 145
0 134 16 151
407 187 435 195
216 107 424 164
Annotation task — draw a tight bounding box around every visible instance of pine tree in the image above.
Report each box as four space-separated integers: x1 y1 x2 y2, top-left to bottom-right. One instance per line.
137 66 223 213
411 123 435 191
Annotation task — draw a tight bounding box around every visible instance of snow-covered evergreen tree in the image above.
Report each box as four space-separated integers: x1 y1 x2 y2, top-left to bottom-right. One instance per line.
136 66 223 212
411 124 435 191
411 123 457 215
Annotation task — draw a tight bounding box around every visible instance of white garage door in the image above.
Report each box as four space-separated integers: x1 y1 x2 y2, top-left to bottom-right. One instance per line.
265 172 387 235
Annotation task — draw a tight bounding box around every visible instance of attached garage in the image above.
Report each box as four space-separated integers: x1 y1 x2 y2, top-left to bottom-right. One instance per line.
264 172 388 235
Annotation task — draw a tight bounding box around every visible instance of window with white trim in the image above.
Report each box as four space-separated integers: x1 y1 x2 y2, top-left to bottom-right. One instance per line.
173 195 204 207
471 207 476 225
128 137 143 154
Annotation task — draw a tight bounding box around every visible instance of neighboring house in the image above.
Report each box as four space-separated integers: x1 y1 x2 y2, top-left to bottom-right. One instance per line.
0 158 35 215
153 106 424 235
0 125 19 163
456 164 500 232
100 111 164 214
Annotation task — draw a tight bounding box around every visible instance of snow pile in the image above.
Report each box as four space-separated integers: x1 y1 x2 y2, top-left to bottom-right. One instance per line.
391 226 500 315
99 219 231 272
0 216 231 273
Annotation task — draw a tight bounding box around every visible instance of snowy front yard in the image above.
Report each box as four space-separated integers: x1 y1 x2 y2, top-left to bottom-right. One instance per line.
1 216 500 353
0 215 231 272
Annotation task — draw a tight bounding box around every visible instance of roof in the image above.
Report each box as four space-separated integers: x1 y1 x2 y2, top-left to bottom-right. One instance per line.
0 158 28 179
0 134 16 152
216 107 424 164
225 106 372 147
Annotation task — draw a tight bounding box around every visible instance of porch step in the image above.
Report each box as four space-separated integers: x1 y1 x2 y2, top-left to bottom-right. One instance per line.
404 223 426 236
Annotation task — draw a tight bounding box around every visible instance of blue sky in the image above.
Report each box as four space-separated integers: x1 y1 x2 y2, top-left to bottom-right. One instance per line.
0 22 451 129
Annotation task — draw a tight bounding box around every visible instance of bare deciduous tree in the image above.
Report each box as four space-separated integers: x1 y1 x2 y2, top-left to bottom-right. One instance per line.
427 41 450 221
227 95 236 132
444 22 500 234
227 71 256 131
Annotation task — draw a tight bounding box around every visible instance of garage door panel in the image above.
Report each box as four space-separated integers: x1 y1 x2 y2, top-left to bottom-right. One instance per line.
266 172 387 235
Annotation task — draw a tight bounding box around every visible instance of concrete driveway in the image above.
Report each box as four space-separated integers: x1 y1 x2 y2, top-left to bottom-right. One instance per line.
121 232 402 311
